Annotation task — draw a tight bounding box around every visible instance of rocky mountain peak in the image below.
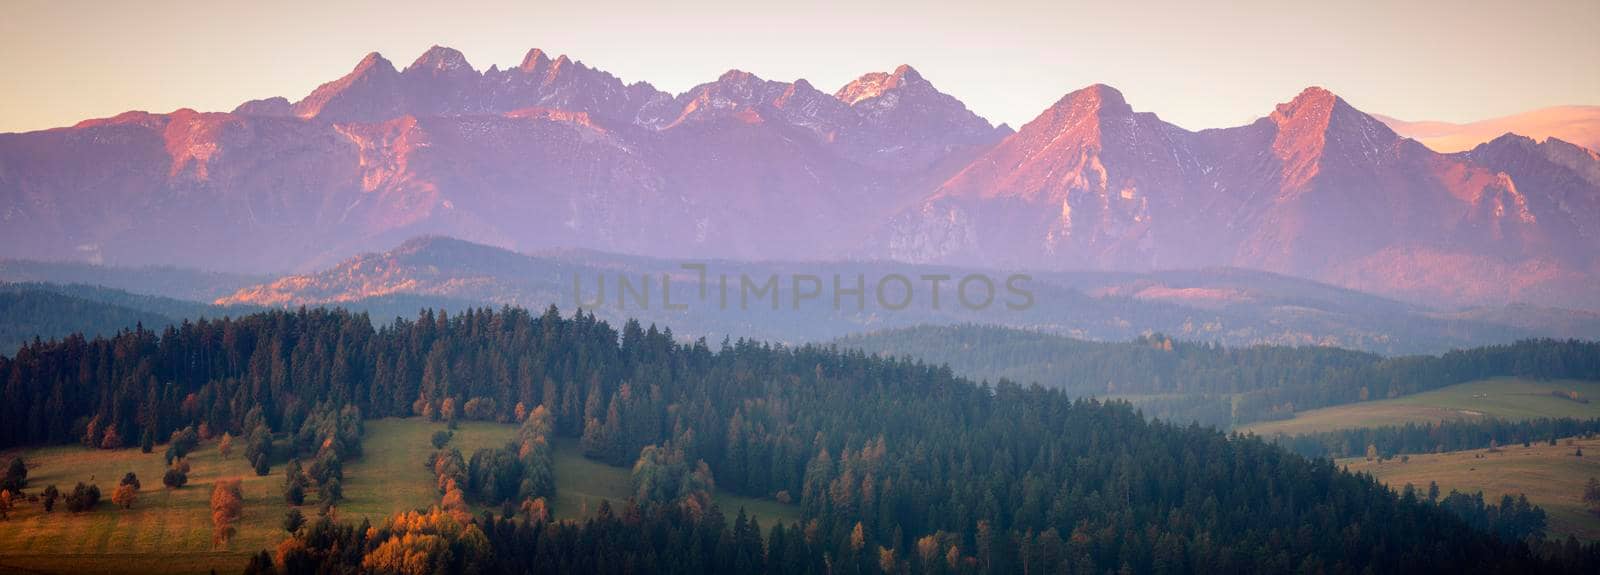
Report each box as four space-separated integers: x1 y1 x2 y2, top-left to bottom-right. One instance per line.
407 45 475 74
835 65 928 105
351 52 397 76
519 48 552 72
1049 84 1134 118
232 96 292 116
292 52 404 121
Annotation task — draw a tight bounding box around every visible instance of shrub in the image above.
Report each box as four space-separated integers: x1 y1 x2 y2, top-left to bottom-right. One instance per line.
65 482 101 512
163 467 189 489
283 508 306 533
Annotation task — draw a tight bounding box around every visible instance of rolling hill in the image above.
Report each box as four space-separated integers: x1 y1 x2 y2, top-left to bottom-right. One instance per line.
1240 378 1600 436
0 260 265 303
835 324 1600 426
0 283 265 357
206 235 1594 354
0 288 177 356
1342 436 1600 541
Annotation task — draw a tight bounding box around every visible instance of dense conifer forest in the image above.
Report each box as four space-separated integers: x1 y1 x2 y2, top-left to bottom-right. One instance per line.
837 324 1600 425
4 307 1600 573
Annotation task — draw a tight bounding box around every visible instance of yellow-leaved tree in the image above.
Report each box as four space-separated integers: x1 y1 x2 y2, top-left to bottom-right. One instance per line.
360 507 490 575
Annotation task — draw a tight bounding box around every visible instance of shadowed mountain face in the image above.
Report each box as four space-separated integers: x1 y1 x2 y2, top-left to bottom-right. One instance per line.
884 86 1600 309
0 46 1594 309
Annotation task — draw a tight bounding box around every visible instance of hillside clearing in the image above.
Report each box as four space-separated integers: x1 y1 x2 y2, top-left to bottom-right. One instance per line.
1341 436 1600 541
1241 377 1600 436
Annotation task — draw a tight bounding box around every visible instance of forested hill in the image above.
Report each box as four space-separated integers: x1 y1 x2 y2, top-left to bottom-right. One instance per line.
0 288 177 355
835 324 1600 425
0 307 1589 572
0 283 264 356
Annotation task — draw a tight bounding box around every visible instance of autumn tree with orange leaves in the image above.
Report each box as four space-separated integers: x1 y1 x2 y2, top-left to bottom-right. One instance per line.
211 478 244 545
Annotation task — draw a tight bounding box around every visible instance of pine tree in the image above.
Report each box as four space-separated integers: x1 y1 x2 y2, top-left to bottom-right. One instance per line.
1 457 25 492
41 484 60 512
283 508 306 533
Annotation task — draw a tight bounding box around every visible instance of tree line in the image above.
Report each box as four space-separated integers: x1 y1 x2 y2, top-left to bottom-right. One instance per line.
836 324 1600 424
1270 417 1600 460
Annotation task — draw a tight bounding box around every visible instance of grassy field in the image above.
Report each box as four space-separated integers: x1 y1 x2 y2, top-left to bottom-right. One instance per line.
0 418 796 574
0 434 284 574
549 436 636 520
1341 436 1600 541
0 419 516 574
546 436 800 525
1241 377 1600 436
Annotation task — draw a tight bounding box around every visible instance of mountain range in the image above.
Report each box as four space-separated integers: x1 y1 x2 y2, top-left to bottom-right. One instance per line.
1 46 1595 310
1379 106 1600 154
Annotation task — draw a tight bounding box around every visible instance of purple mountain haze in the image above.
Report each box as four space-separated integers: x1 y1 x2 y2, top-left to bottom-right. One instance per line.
0 46 1595 309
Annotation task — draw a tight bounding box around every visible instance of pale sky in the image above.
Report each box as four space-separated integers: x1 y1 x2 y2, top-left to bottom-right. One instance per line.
1 0 1596 133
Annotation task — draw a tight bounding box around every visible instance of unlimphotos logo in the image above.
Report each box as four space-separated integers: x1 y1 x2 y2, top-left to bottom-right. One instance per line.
573 263 1034 312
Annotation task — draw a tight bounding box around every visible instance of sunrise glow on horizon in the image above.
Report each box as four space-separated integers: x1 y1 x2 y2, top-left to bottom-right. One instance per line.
1 0 1596 134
